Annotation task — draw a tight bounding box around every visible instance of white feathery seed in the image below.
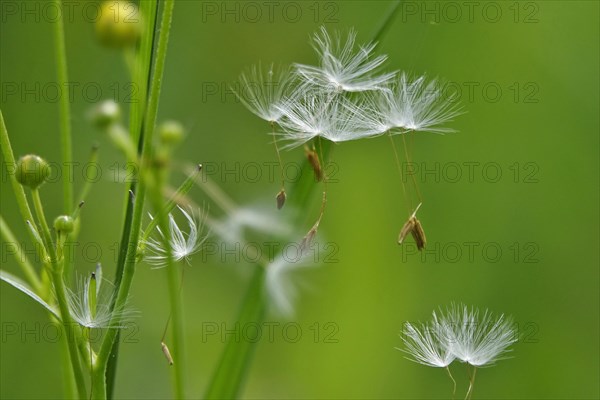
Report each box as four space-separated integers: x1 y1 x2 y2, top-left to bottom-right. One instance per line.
400 311 456 367
370 73 463 134
295 27 395 93
401 304 516 368
235 63 295 123
67 272 135 329
145 207 206 267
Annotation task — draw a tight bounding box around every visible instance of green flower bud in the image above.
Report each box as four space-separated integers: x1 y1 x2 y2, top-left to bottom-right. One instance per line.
54 215 74 234
90 100 121 129
15 155 51 189
95 1 141 48
159 120 185 145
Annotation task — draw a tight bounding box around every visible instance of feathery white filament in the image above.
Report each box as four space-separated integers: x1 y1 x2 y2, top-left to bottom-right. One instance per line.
145 207 206 268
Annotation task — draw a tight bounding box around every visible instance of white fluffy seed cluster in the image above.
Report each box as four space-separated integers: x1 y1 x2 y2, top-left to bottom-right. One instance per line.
400 304 517 368
236 27 462 148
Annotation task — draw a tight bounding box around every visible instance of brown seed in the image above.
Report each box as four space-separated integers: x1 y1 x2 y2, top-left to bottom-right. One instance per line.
276 189 286 210
411 218 427 250
161 341 174 366
398 217 416 245
300 227 318 253
305 146 323 182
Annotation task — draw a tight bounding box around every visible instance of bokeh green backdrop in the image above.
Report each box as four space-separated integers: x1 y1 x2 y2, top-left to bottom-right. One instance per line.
1 1 598 399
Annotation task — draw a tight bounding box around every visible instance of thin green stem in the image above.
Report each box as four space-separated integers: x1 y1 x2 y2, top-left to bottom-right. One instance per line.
52 269 88 399
51 0 73 213
105 0 159 396
96 1 176 397
0 110 46 262
30 189 58 264
59 327 77 399
149 173 186 398
31 188 90 397
0 215 42 292
446 366 457 399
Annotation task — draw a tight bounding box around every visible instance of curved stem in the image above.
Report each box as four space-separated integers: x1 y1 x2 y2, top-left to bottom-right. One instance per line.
446 366 456 399
31 188 89 397
0 111 46 263
0 215 42 292
30 189 58 264
51 0 73 213
52 269 88 398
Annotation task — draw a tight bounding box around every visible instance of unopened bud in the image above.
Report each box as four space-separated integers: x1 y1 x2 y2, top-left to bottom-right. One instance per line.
54 215 75 234
15 155 51 189
96 1 141 48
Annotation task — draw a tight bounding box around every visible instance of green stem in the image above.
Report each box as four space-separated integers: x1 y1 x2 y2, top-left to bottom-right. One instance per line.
0 215 42 292
31 188 90 396
92 362 107 399
51 0 73 213
59 327 77 399
52 268 88 399
30 189 58 264
105 0 159 396
205 268 266 399
0 110 46 263
96 0 175 397
149 173 186 398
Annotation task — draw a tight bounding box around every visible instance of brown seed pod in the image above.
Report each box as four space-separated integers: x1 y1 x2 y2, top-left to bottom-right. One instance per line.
398 217 416 245
411 218 426 250
300 227 318 253
398 203 426 250
305 146 323 182
276 189 286 210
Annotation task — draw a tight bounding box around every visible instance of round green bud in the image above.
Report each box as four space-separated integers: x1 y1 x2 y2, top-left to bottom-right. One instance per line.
159 120 185 145
95 1 141 49
54 215 74 233
15 155 51 189
90 100 121 129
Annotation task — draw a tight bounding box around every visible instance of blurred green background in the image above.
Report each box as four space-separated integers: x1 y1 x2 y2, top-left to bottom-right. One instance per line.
1 1 598 399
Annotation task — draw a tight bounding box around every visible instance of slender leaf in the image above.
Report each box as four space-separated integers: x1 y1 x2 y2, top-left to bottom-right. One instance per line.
0 270 59 319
